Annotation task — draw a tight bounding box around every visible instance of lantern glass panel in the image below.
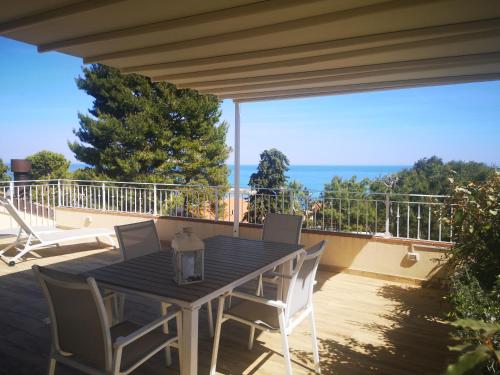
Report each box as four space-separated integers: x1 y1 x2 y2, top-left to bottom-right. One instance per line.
173 249 204 285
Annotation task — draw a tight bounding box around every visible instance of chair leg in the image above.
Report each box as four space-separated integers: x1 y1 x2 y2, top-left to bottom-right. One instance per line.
256 275 264 296
248 326 255 350
309 310 321 373
0 229 23 258
108 292 125 324
278 309 293 375
161 303 172 366
0 240 18 257
106 235 117 248
8 239 34 264
210 295 226 375
175 312 183 370
207 300 214 338
47 358 56 375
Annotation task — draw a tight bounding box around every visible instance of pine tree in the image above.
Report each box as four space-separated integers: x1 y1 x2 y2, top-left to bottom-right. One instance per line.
244 149 289 223
69 64 230 186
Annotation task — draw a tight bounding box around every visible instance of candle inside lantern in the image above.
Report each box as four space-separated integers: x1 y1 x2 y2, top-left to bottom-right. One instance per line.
171 227 205 285
182 251 195 280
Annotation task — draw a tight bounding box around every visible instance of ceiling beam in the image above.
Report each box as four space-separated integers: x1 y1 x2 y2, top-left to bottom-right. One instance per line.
121 17 500 75
84 0 439 64
198 53 500 95
38 0 329 52
0 0 125 35
185 52 500 90
151 28 500 83
228 73 500 102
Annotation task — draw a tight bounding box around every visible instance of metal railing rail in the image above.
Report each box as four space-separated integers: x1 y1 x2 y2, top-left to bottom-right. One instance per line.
0 179 452 242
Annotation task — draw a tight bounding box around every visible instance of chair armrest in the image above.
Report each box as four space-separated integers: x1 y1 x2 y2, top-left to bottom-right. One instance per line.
230 291 287 309
113 309 180 349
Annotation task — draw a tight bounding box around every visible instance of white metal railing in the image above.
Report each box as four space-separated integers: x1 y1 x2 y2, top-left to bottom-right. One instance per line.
0 180 57 229
0 179 452 242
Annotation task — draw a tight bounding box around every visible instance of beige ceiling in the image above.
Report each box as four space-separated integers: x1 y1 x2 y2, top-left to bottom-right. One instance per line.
2 0 500 101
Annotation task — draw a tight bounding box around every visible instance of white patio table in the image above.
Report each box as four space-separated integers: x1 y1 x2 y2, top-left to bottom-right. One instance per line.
87 235 304 375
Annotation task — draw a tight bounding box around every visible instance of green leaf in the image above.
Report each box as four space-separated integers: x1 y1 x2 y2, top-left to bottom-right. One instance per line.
445 347 490 375
448 343 473 352
451 319 500 332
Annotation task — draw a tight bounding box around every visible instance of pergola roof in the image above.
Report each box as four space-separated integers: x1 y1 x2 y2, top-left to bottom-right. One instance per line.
2 0 500 102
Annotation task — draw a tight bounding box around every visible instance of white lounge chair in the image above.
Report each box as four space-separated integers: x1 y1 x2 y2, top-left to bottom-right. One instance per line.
0 196 115 266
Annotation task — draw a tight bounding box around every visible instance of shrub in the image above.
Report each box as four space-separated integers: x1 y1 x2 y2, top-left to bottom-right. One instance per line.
0 158 9 181
445 172 500 374
27 150 70 180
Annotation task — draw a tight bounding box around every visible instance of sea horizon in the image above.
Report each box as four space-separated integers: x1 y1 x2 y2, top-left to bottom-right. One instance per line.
69 163 409 191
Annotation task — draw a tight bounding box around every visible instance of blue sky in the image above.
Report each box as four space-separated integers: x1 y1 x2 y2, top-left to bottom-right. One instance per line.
1 36 499 166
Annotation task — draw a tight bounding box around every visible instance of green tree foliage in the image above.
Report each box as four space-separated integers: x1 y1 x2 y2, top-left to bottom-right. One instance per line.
445 172 500 374
71 167 106 181
0 158 10 181
318 176 373 232
248 148 290 189
447 172 500 292
27 150 70 180
306 157 494 237
287 180 312 216
69 64 229 185
244 149 289 223
371 156 494 195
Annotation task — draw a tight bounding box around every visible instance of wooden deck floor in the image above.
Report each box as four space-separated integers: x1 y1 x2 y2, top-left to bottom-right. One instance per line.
0 241 454 375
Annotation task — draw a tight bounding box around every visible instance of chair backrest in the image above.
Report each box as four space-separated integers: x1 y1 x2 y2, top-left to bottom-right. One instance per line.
32 265 112 372
262 213 303 245
114 220 161 261
0 196 39 239
285 240 326 320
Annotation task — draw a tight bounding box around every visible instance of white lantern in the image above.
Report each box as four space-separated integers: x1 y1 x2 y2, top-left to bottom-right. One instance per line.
171 227 204 285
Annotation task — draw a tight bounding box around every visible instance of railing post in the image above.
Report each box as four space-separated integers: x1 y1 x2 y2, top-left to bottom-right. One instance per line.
101 182 106 211
8 180 14 203
57 179 62 207
384 192 391 237
153 184 158 215
214 187 219 221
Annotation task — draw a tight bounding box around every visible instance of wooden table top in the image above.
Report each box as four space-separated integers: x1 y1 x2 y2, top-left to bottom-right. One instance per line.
87 235 303 308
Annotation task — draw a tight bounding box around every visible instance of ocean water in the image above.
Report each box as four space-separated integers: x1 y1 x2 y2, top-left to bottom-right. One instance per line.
229 165 408 191
69 163 408 191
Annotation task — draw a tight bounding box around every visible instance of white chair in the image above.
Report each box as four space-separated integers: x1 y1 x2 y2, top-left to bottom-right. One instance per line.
0 196 115 266
114 221 215 337
33 265 182 375
257 213 304 296
210 240 326 375
115 220 163 261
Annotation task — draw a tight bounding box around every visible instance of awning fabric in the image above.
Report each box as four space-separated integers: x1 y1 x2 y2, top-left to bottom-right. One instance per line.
2 0 500 101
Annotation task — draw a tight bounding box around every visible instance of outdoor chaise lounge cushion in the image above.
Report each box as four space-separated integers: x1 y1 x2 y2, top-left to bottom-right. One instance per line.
36 227 114 243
